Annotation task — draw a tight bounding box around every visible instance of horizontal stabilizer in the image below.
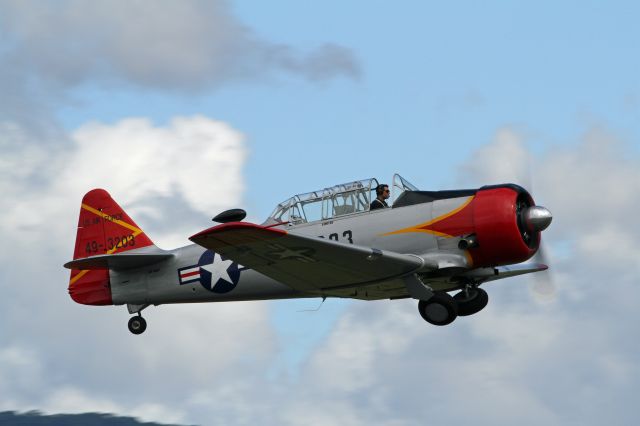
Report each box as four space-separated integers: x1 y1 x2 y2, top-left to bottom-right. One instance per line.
64 253 174 270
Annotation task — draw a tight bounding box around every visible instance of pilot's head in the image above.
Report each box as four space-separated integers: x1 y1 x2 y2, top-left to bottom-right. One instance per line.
376 184 390 200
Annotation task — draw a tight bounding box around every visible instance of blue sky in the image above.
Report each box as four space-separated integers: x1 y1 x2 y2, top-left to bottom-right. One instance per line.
1 1 639 425
56 1 640 210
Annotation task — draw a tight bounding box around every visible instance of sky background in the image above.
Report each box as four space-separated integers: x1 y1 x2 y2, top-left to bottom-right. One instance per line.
1 1 639 425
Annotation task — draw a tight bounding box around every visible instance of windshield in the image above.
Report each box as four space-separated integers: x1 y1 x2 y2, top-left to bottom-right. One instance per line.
392 173 419 204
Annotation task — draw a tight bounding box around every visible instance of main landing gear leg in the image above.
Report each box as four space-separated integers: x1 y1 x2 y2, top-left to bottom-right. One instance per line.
127 304 149 335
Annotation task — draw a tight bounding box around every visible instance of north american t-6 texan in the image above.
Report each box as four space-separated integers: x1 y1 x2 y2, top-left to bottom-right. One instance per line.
64 174 553 334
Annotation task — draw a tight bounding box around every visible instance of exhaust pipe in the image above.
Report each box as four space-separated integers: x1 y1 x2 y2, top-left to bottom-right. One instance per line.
458 234 479 250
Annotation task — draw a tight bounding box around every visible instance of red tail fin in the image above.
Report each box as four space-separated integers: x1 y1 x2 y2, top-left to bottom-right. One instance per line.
69 189 155 305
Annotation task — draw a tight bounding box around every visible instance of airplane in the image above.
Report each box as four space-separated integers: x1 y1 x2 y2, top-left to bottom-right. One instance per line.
64 174 553 334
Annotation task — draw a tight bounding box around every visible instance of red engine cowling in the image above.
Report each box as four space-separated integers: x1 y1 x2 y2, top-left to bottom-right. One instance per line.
468 185 540 267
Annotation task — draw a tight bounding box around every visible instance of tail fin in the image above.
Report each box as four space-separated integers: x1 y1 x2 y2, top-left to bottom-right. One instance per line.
68 189 155 305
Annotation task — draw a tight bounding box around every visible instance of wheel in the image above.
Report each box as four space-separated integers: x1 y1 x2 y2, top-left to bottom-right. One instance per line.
454 287 489 316
418 293 458 326
128 316 147 335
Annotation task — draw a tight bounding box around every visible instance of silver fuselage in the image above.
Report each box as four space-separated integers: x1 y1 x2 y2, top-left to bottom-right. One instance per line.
111 196 472 307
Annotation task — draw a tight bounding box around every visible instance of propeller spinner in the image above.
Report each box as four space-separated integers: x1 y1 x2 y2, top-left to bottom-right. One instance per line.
523 206 553 232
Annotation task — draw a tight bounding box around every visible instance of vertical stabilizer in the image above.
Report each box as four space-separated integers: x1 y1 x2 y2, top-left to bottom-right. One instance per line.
69 189 155 305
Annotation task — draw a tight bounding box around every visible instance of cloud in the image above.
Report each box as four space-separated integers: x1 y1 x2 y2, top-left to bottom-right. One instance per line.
0 115 247 248
236 125 639 426
64 116 247 244
0 346 46 406
0 1 329 417
458 127 531 187
0 115 276 424
0 0 360 92
2 117 639 426
459 125 640 274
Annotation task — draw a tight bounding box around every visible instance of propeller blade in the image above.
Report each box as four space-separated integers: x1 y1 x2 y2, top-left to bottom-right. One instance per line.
531 242 556 301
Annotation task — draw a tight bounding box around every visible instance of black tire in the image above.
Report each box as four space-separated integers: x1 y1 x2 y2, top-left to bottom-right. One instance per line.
418 293 458 326
128 316 147 335
454 287 489 316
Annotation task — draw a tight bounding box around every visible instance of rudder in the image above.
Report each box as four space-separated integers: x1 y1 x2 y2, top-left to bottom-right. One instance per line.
69 189 155 305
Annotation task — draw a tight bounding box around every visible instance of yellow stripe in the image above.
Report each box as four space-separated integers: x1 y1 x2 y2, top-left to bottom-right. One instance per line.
69 269 89 285
81 203 143 234
381 196 475 237
70 205 145 287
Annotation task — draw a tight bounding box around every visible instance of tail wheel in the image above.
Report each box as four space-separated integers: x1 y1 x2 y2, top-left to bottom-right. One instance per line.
454 287 489 316
128 316 147 335
418 293 458 326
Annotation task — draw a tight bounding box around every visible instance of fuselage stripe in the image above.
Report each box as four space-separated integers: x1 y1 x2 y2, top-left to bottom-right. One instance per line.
381 195 475 238
381 196 475 237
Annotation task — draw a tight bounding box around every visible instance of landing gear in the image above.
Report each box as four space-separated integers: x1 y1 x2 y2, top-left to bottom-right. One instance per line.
127 303 149 335
454 287 488 316
128 315 147 335
418 293 458 326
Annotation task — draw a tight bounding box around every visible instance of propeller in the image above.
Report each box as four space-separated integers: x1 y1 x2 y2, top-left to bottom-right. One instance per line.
531 241 556 301
520 156 556 301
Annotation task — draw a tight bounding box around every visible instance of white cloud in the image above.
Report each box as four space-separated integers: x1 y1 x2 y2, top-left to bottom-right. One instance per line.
253 125 640 426
537 127 640 238
458 127 532 188
0 115 279 424
63 116 247 244
305 301 421 393
2 120 639 426
0 346 45 404
0 0 360 91
0 115 246 249
579 225 640 272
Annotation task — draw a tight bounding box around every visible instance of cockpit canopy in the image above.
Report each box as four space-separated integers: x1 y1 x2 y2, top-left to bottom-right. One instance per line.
267 174 419 225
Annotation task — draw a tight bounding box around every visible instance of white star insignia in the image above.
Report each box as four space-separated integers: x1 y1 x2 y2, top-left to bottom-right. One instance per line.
201 253 234 284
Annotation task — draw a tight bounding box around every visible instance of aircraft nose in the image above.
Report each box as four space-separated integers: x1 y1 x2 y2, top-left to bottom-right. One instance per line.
524 206 553 232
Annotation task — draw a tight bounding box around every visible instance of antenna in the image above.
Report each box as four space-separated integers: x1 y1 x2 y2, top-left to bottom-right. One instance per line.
297 296 326 312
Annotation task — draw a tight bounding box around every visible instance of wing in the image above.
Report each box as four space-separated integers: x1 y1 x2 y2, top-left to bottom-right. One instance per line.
487 263 548 282
457 263 548 283
189 222 426 294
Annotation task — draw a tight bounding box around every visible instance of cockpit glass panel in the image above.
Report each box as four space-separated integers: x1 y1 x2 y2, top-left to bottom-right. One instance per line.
270 203 288 222
333 191 356 216
354 188 370 212
301 198 323 223
392 174 419 204
289 203 304 224
268 178 380 224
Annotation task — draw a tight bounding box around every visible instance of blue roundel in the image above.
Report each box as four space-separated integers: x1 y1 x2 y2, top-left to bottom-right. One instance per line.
197 250 241 293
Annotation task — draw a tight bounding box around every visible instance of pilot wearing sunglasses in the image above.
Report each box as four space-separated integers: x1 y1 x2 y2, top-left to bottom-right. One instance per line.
370 184 390 210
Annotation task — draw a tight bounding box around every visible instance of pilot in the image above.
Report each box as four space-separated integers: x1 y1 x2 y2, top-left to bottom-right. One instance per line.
370 184 390 210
